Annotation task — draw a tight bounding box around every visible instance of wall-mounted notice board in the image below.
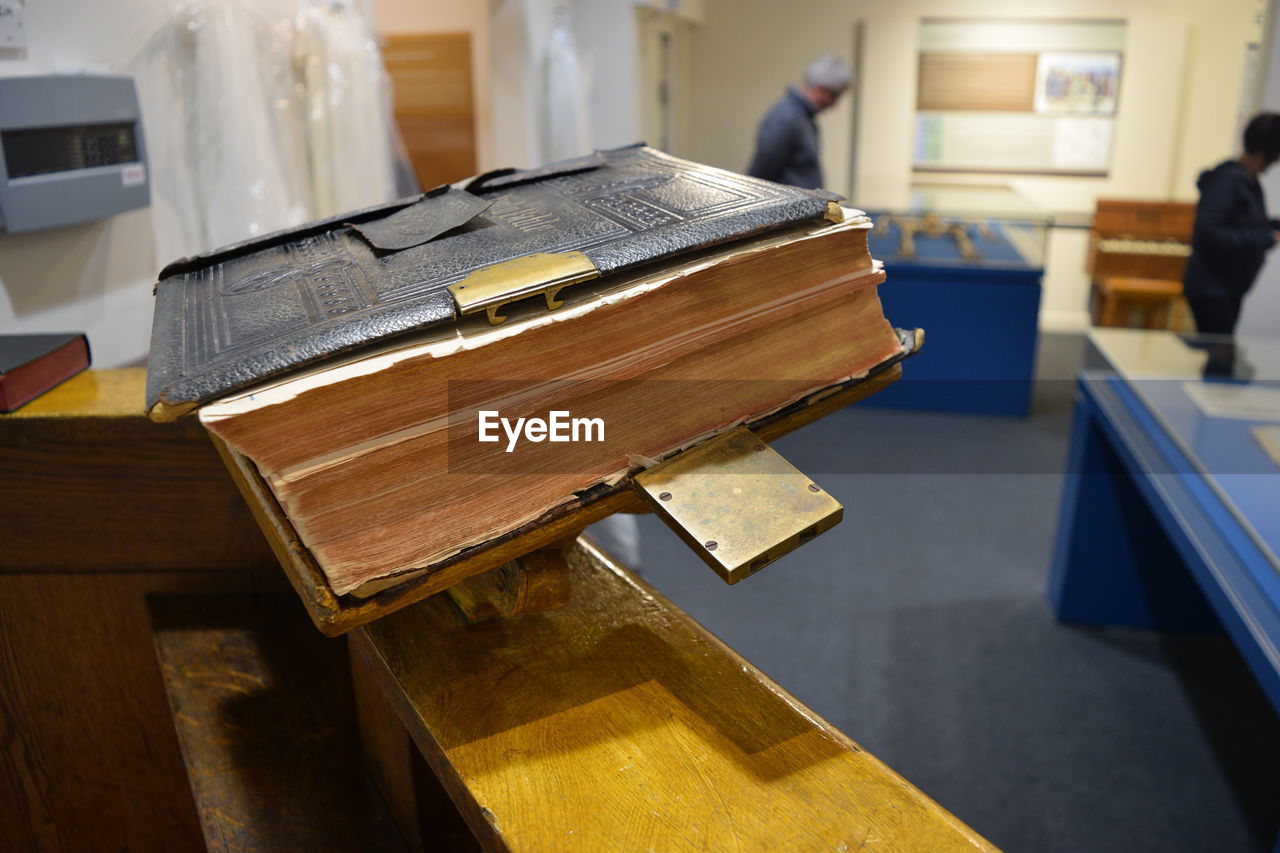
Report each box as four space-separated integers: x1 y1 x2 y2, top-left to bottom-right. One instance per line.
914 19 1125 176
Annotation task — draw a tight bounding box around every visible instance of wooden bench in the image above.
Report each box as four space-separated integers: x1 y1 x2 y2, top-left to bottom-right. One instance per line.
350 539 997 851
1092 276 1190 330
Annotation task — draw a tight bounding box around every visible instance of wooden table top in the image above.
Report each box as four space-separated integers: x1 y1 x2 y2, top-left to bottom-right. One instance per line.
4 368 148 419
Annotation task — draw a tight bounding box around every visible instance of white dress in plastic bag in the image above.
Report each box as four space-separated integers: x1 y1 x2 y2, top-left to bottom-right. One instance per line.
162 0 398 254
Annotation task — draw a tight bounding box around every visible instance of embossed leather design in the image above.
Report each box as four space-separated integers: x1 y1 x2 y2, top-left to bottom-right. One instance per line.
146 145 834 412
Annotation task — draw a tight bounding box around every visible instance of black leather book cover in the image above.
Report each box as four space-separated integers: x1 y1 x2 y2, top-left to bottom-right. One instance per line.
146 145 837 418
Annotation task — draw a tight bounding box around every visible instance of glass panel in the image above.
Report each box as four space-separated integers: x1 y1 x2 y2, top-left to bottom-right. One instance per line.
1088 328 1280 571
2 122 139 178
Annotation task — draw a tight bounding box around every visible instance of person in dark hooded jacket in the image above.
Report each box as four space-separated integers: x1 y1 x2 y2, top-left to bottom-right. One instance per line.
1183 112 1280 335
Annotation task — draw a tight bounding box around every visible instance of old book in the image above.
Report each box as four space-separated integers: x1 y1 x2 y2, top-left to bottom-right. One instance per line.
147 145 905 597
0 333 90 413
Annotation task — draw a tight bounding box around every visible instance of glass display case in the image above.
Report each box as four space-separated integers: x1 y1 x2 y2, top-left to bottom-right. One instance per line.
864 209 1051 271
859 205 1050 417
1052 328 1280 714
1084 330 1280 538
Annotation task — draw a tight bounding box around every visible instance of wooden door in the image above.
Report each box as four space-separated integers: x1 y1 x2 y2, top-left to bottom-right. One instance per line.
381 33 478 189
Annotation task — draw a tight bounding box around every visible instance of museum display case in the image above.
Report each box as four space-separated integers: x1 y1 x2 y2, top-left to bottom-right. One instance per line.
1051 329 1280 714
862 205 1050 416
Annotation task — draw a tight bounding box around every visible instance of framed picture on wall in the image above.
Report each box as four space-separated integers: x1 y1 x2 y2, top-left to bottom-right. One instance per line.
1034 52 1121 115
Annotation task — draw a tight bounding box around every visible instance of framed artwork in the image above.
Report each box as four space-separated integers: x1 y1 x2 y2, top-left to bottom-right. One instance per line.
1034 52 1121 115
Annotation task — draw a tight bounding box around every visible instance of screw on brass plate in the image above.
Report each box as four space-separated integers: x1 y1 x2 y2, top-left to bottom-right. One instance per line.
808 484 820 492
754 443 766 451
659 492 672 501
705 540 718 551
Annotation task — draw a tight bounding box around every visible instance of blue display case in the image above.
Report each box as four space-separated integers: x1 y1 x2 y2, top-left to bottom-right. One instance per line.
1050 329 1280 720
863 210 1047 416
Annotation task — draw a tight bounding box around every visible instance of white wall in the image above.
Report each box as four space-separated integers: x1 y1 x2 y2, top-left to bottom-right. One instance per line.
1241 0 1280 338
0 0 180 367
686 0 855 195
686 0 1262 332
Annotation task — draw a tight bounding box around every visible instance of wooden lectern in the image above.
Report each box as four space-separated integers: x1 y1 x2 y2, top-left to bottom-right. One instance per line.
0 369 996 851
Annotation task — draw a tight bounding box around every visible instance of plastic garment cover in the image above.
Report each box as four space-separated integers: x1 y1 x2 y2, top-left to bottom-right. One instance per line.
295 1 397 216
163 0 398 254
541 10 592 162
173 0 312 250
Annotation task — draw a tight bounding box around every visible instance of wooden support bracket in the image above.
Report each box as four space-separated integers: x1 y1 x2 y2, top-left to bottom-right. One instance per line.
445 536 576 622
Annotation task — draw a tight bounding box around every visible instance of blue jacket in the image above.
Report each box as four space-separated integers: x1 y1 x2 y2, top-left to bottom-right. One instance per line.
746 87 823 190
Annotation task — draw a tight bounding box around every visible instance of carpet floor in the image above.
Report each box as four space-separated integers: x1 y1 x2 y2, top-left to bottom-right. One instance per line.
634 332 1280 852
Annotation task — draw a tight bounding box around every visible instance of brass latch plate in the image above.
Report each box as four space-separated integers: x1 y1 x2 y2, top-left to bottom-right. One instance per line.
448 251 600 325
633 427 842 584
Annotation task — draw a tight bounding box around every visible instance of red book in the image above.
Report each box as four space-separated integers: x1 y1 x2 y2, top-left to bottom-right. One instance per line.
0 334 91 413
